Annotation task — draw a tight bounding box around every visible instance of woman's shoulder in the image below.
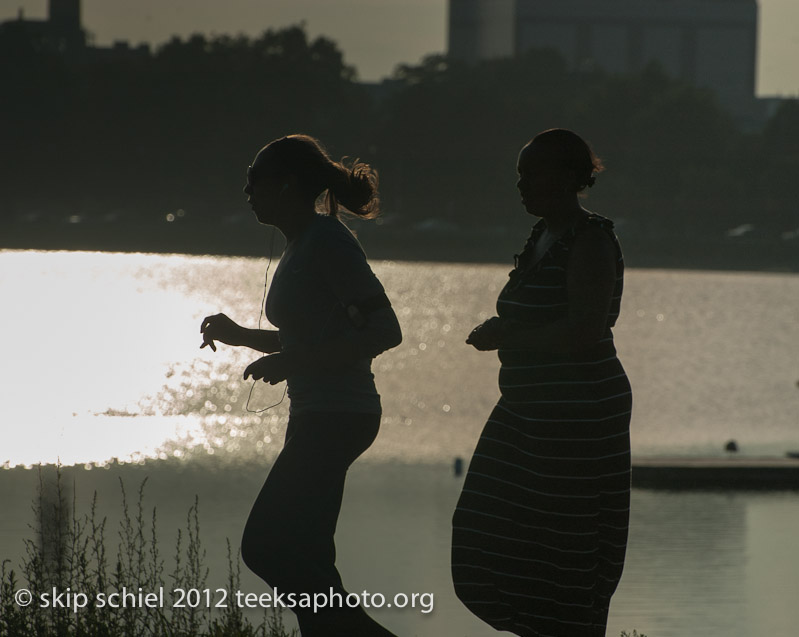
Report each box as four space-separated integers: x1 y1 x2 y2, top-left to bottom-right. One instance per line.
571 211 621 245
306 214 369 264
569 212 623 266
579 211 616 231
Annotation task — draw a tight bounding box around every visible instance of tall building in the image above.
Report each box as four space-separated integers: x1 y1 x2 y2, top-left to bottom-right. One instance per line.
1 0 150 60
49 0 81 35
1 0 85 51
448 0 758 118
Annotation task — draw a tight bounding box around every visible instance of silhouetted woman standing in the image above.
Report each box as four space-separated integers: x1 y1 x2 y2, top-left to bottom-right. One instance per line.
452 129 632 637
200 135 401 637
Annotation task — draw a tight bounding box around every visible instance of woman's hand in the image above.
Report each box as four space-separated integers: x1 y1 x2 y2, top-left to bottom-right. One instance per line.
200 313 243 352
243 353 294 385
466 317 506 351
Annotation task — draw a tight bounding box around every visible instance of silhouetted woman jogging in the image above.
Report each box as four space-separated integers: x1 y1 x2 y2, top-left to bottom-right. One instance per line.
200 135 401 637
452 129 632 637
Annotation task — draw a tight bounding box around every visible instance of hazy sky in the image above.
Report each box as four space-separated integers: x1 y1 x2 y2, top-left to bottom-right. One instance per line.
3 0 797 95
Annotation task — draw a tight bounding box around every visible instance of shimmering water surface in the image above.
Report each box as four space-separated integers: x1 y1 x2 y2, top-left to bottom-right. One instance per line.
3 250 798 466
2 250 798 637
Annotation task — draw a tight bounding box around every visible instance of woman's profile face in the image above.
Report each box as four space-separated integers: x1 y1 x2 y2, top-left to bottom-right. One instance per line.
243 155 283 225
516 142 571 216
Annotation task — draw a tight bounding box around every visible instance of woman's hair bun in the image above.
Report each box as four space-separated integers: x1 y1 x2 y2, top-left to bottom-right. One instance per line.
328 160 380 219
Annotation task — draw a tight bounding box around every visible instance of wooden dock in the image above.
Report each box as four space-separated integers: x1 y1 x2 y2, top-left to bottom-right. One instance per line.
632 456 799 490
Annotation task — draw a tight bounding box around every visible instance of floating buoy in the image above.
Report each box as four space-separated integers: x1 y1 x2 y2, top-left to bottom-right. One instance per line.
725 440 739 453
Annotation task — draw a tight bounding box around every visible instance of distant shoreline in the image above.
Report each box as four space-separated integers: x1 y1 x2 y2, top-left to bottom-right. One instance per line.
3 221 798 273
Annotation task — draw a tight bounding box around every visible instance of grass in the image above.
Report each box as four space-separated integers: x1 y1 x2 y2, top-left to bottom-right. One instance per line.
1 465 649 637
0 465 296 637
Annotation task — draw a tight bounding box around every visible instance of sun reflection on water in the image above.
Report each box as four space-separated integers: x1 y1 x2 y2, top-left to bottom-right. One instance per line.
0 250 290 467
3 251 799 467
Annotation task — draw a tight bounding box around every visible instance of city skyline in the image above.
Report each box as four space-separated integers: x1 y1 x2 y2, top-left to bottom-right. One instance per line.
2 0 797 95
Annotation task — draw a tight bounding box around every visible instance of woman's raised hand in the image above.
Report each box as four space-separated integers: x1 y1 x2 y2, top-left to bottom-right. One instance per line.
200 313 243 352
466 316 505 351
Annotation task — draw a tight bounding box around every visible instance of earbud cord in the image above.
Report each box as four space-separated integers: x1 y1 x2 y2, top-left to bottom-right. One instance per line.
245 225 287 413
243 214 343 414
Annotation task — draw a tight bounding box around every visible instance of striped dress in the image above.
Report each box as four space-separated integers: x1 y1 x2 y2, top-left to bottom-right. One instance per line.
452 212 632 637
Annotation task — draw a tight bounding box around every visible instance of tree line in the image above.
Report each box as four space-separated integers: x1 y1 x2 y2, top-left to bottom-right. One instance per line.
2 23 797 263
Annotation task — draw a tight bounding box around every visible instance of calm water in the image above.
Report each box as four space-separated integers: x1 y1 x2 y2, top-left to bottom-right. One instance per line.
2 250 799 636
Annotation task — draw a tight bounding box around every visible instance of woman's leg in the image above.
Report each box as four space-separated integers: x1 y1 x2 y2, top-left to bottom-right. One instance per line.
452 401 607 637
590 428 631 636
241 411 396 636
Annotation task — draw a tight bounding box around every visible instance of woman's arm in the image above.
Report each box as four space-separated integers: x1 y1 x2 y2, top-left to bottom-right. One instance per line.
243 303 402 383
310 232 403 363
303 302 402 364
467 225 617 353
200 313 281 353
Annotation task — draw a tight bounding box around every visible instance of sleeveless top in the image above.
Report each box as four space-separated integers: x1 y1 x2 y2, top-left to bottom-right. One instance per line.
496 212 626 405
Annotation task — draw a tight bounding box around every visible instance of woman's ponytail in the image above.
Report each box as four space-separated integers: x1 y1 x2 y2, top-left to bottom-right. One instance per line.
325 159 380 219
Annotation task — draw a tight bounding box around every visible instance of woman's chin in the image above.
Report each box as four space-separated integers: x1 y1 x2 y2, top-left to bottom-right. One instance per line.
253 209 270 224
521 202 539 217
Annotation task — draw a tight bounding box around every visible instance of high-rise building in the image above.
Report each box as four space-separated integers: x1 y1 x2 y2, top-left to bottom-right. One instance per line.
48 0 81 35
448 0 758 117
1 0 151 59
1 0 85 51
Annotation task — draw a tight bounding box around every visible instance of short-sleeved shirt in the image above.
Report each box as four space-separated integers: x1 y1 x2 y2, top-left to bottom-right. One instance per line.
266 214 385 414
